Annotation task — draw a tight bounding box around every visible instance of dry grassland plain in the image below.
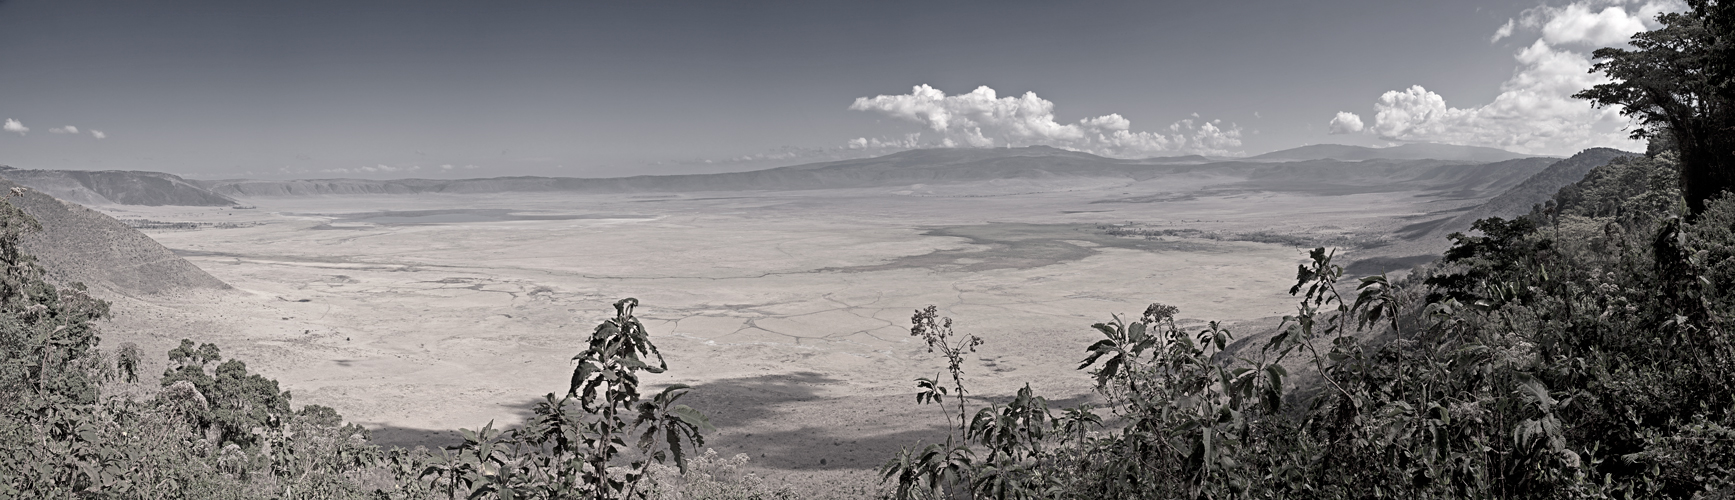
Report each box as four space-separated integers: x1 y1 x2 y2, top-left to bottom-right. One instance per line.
90 176 1471 488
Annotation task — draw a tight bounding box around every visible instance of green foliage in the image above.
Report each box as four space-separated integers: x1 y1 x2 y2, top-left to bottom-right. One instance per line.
159 339 296 448
908 305 983 438
1544 153 1684 224
0 300 714 499
116 342 142 384
418 298 714 500
0 333 387 498
0 188 111 407
642 449 797 500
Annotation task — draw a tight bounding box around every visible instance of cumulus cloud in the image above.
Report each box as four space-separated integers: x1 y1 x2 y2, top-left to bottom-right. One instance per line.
90 130 106 139
1328 112 1365 134
439 164 481 171
847 133 922 150
849 84 1243 157
49 125 79 134
3 119 27 136
1334 0 1679 155
1527 1 1666 47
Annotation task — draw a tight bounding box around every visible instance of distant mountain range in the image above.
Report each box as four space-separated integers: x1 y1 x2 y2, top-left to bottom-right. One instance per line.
1247 143 1539 163
0 166 237 206
0 142 1628 294
0 142 1636 302
0 143 1543 205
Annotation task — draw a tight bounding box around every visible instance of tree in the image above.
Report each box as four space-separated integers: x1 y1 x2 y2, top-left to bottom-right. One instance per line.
1576 0 1735 216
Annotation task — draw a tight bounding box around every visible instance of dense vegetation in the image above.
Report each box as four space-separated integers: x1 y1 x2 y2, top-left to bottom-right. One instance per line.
878 152 1735 499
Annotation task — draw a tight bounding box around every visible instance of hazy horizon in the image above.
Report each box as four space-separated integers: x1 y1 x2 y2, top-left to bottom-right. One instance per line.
0 142 1569 183
0 0 1673 179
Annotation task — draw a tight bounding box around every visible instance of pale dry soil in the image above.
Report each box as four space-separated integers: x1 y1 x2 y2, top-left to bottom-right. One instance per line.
92 178 1466 494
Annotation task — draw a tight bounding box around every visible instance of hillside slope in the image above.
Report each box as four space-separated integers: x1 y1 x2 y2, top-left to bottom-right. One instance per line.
0 167 237 206
3 181 230 296
1397 148 1642 242
1344 148 1642 277
1221 157 1555 196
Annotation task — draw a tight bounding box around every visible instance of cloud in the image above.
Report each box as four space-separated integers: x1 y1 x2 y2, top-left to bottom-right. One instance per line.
321 164 424 175
849 84 1243 157
3 119 27 136
6 121 107 138
1328 112 1365 134
1492 18 1516 43
847 133 922 150
1528 1 1665 47
1334 0 1681 155
361 164 418 173
439 164 481 171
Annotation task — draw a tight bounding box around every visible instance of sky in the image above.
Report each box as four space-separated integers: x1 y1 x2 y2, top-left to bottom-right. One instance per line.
0 0 1679 179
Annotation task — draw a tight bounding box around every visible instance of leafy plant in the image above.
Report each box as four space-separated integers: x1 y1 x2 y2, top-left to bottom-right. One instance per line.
908 305 983 438
423 298 714 500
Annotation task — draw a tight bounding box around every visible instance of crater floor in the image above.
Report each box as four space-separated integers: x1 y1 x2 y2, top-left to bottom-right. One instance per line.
93 178 1467 493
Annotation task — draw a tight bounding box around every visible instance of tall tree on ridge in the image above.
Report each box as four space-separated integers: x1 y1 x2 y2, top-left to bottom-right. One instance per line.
1577 0 1735 216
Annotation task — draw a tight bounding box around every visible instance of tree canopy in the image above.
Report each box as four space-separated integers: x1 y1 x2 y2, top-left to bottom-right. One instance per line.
1576 0 1735 215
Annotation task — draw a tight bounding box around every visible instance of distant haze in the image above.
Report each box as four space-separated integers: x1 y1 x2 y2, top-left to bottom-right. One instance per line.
0 144 1556 205
0 0 1666 179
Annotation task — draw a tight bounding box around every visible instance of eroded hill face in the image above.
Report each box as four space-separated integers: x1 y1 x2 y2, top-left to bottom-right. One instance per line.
2 181 230 296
